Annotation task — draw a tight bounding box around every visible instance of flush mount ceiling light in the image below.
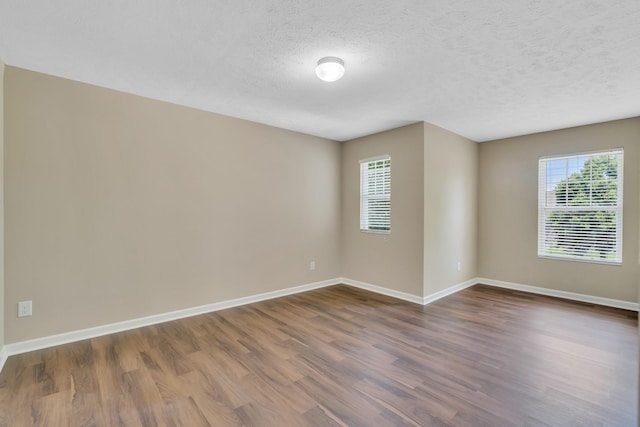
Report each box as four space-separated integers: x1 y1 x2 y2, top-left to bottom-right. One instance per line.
315 57 345 82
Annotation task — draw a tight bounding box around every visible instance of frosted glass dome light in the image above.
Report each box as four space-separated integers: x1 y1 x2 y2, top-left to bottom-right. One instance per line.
315 57 345 82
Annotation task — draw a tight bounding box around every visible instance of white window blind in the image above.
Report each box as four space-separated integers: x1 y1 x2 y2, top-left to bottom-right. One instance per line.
538 149 623 264
360 155 391 233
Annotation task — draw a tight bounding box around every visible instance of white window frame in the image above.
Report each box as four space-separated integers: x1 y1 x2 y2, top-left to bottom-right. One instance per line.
537 149 623 265
360 155 391 233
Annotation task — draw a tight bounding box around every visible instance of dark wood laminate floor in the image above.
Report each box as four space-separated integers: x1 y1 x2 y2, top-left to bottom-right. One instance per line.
0 284 636 426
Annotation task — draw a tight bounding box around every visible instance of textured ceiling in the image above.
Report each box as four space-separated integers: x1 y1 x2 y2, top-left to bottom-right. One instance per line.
0 1 639 142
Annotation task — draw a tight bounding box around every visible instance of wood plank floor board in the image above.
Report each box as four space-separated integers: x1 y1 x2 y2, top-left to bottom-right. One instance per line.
0 284 636 426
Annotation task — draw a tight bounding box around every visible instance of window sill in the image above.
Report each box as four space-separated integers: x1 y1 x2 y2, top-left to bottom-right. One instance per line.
360 229 391 235
538 254 622 266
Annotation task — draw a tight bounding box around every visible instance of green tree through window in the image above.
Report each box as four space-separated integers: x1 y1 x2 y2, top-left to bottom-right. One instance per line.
539 150 623 264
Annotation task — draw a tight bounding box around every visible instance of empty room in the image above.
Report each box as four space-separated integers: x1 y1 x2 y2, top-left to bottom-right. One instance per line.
0 1 638 426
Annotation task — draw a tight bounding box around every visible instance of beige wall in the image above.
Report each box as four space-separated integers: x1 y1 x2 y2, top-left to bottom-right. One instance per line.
341 123 424 297
3 63 636 345
4 67 341 343
478 118 640 302
0 58 5 347
423 123 478 295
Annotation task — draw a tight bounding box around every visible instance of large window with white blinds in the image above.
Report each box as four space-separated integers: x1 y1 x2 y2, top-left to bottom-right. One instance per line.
538 149 623 264
360 155 391 233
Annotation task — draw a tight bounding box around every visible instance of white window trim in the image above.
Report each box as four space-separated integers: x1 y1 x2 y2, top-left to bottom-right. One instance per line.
360 155 391 234
537 148 623 265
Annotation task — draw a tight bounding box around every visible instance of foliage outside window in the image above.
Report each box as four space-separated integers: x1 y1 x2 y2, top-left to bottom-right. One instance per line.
538 149 623 264
360 156 391 233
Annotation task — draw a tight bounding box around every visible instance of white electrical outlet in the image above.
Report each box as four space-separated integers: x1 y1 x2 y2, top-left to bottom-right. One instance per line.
18 300 32 317
310 261 316 271
457 261 461 272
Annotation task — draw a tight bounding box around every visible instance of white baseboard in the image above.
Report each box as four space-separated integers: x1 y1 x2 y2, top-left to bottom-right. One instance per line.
1 275 636 374
422 278 478 305
0 346 7 372
340 277 478 306
1 278 342 367
478 277 639 311
339 277 424 304
0 276 460 371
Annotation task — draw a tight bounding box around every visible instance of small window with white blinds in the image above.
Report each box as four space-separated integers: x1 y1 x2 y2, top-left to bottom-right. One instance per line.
360 155 391 233
538 149 623 264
